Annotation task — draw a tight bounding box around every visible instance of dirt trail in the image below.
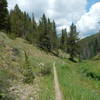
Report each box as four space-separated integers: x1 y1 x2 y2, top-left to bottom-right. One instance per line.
53 62 62 100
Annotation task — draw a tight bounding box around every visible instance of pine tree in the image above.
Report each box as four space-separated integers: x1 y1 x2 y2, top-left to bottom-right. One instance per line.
38 14 52 52
10 4 23 37
0 0 9 31
31 14 38 43
46 19 58 53
47 18 53 49
60 29 67 52
67 23 79 61
25 13 34 41
10 5 37 41
52 21 58 50
60 29 65 50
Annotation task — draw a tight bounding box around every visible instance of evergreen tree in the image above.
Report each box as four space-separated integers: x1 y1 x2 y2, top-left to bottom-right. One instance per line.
60 29 65 50
24 13 34 41
0 0 9 31
46 19 58 53
31 14 38 43
10 4 23 37
10 5 38 42
38 14 52 52
60 29 67 52
52 21 58 50
67 23 79 61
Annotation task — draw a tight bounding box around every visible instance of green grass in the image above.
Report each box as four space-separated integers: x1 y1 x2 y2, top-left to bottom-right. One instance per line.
56 59 100 100
39 74 55 100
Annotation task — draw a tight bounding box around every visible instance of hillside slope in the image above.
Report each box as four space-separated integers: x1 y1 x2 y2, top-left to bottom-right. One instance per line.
79 32 100 59
0 32 100 100
0 32 59 100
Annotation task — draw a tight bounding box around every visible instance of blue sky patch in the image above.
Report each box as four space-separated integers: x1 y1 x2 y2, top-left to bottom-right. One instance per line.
86 0 100 11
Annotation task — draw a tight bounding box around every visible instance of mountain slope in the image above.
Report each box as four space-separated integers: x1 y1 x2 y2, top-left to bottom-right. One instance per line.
0 32 100 100
79 32 100 59
0 32 57 100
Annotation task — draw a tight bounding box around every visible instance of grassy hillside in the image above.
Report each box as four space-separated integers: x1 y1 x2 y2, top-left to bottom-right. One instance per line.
0 32 58 100
0 32 100 100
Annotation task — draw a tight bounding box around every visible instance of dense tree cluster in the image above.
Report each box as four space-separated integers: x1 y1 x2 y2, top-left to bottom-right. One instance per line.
9 5 38 43
0 0 80 60
38 14 58 52
9 5 59 53
60 29 67 52
0 0 9 32
60 24 79 60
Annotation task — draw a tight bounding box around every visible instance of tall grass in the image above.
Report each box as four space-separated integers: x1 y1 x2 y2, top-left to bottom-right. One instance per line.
56 60 100 100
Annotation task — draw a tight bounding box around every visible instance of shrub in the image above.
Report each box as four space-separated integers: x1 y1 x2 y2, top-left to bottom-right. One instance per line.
40 66 51 76
22 51 35 84
23 69 35 84
86 72 100 81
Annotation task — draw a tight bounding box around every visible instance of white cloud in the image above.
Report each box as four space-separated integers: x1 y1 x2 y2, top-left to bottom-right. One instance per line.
8 0 100 38
7 0 87 25
49 0 87 26
77 2 100 38
7 0 49 18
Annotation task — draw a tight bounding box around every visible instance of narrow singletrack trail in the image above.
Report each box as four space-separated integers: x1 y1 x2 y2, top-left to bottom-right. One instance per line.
53 62 62 100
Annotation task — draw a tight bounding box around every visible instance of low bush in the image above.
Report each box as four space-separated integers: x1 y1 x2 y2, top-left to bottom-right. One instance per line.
80 68 100 81
86 72 100 81
23 69 35 84
40 66 51 76
22 51 35 84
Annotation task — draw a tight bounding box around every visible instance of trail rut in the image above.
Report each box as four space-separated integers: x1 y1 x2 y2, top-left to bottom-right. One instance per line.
53 62 62 100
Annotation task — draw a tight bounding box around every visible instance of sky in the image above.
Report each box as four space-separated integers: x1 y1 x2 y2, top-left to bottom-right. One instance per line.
7 0 100 38
86 0 100 11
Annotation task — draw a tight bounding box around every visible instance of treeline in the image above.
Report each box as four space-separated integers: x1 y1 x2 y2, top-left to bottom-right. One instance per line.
0 0 79 61
9 5 58 53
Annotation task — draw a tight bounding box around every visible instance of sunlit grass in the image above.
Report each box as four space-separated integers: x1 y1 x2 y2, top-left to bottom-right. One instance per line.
56 59 100 100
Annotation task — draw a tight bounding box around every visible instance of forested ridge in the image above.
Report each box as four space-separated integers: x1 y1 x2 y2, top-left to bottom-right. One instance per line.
79 32 100 59
0 0 80 61
0 0 100 60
